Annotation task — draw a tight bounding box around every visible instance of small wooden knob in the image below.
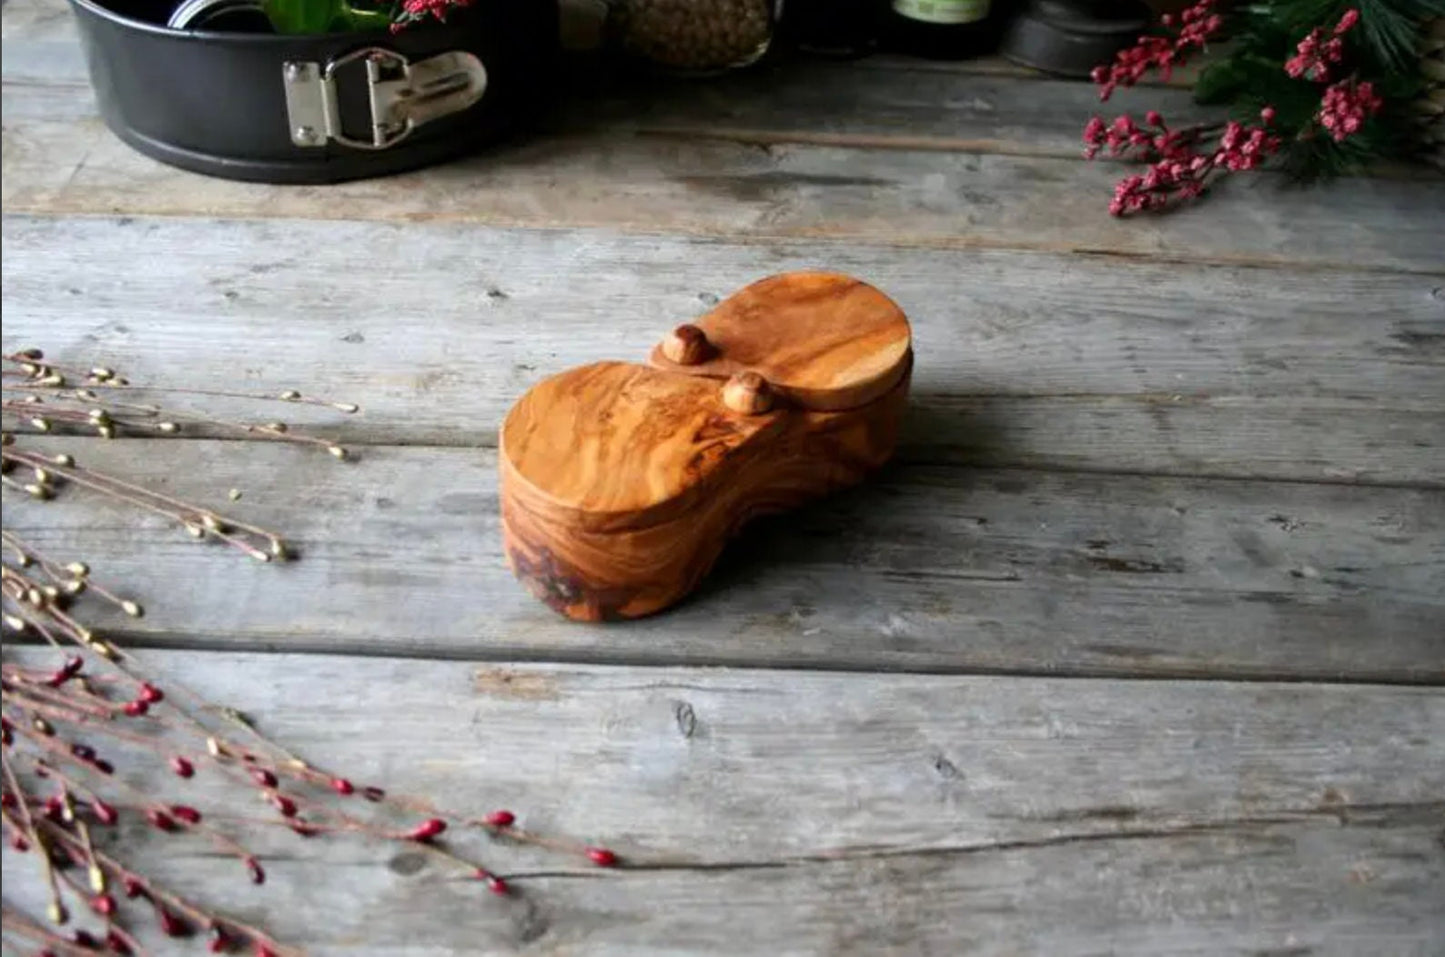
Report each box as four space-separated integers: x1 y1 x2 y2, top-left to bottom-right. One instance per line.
661 324 712 366
722 371 774 415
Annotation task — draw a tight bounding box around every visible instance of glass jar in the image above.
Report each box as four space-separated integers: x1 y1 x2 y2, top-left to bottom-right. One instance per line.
608 0 782 74
780 0 878 57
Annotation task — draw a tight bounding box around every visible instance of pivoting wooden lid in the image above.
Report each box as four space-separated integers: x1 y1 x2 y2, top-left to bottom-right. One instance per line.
648 271 912 412
500 362 784 531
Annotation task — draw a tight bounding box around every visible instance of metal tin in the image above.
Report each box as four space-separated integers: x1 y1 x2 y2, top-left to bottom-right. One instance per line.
999 0 1151 78
67 0 558 183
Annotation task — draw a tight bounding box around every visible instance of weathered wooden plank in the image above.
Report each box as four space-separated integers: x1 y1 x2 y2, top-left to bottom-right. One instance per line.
3 438 1441 679
4 216 1443 485
3 86 1443 271
0 35 1214 159
3 650 1443 954
0 0 73 43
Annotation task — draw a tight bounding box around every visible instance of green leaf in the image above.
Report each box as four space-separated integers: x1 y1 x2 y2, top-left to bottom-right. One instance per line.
263 0 346 34
1194 61 1247 105
337 4 393 31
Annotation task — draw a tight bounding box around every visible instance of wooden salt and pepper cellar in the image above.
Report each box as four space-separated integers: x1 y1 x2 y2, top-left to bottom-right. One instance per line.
499 271 913 621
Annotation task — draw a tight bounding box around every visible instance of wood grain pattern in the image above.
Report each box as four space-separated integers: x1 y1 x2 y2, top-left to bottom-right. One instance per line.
502 362 785 524
502 364 910 620
3 649 1442 955
501 274 913 619
3 437 1441 679
3 215 1441 486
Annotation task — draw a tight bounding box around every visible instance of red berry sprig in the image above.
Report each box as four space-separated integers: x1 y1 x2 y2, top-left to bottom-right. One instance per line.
1080 6 1383 214
1090 0 1223 101
1285 9 1360 82
1318 79 1383 142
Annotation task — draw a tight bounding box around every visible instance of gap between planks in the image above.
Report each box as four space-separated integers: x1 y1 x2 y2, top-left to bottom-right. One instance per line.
4 432 1439 493
7 627 1443 687
8 207 1444 278
5 433 1439 494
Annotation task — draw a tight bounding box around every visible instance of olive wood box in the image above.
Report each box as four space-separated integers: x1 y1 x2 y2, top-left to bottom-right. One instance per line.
499 271 913 621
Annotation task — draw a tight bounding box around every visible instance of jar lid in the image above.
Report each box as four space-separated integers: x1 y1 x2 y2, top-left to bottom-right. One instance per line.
648 271 912 412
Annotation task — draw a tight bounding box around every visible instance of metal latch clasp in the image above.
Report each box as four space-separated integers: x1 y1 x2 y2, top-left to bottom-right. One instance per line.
283 47 488 151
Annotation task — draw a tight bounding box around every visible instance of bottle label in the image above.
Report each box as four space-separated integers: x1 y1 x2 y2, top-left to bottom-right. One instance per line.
892 0 990 24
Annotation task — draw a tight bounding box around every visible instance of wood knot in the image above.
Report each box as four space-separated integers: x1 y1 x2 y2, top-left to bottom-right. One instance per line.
722 371 773 414
388 851 428 876
662 324 712 365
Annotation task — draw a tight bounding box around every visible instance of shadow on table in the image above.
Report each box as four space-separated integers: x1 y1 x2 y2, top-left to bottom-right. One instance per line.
686 388 1014 609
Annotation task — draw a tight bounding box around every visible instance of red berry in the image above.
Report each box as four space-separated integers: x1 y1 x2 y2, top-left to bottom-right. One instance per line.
138 682 164 703
92 893 116 915
245 857 266 885
9 834 29 852
105 930 132 955
43 795 63 820
250 768 277 788
272 794 298 817
330 777 354 796
122 699 149 718
92 799 118 825
484 810 515 827
0 793 13 809
73 930 99 948
170 756 195 778
207 924 231 953
123 876 146 898
586 847 619 867
407 818 447 841
256 945 280 957
158 908 186 937
289 819 319 837
171 805 202 824
146 809 177 832
486 874 510 896
46 656 82 687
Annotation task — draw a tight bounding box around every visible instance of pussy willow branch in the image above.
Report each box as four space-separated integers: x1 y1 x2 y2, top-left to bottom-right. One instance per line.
3 350 354 458
3 349 622 955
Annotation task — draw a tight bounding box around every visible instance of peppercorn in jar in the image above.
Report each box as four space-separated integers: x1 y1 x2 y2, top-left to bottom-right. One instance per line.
607 0 783 73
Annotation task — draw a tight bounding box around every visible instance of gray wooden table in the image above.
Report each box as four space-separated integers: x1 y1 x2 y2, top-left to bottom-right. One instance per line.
3 0 1444 952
